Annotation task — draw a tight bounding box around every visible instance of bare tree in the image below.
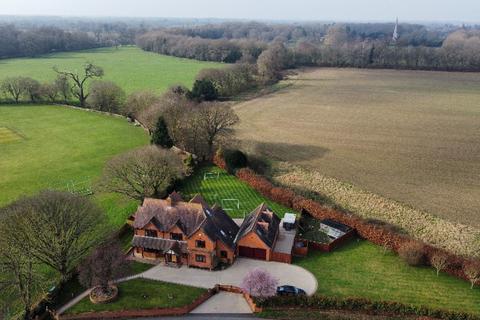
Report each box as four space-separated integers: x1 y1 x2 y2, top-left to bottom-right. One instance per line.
54 74 71 104
0 201 45 320
78 240 131 294
197 102 239 157
54 63 104 107
40 82 59 102
99 146 185 201
86 80 125 113
464 262 480 289
21 78 41 102
13 191 106 283
124 90 160 119
431 253 449 276
1 77 27 103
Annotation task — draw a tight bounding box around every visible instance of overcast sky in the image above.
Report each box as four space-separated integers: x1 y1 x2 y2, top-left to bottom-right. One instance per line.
1 0 478 23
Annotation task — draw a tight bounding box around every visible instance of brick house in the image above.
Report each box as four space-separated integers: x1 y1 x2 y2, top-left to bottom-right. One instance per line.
131 193 289 269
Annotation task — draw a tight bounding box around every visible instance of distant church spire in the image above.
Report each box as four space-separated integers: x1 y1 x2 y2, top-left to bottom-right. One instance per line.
392 17 399 42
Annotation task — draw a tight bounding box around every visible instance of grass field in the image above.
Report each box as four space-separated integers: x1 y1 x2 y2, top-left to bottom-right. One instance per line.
234 68 480 228
0 105 148 221
178 166 293 218
296 240 480 314
66 279 206 314
0 46 223 94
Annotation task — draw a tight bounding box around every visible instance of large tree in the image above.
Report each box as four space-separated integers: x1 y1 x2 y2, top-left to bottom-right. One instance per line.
13 191 106 283
1 77 27 103
87 80 126 113
54 63 104 107
99 146 185 201
197 102 239 156
0 201 46 320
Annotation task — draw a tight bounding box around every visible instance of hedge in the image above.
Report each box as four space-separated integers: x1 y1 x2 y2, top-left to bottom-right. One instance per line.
259 295 480 320
233 167 476 282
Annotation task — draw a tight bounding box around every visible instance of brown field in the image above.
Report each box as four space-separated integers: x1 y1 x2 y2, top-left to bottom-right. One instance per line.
234 68 480 230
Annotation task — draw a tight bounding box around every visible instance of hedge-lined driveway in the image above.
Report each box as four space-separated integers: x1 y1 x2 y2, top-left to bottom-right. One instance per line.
142 258 317 295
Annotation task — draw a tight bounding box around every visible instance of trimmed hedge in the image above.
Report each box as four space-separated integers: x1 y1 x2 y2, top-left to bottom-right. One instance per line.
259 295 480 320
233 167 475 283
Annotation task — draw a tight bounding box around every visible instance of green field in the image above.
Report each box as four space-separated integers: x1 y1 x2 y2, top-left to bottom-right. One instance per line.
0 46 223 94
296 240 480 314
178 166 293 218
0 105 148 216
66 279 206 314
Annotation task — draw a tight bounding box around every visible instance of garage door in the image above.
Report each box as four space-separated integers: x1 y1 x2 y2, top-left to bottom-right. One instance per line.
239 246 266 260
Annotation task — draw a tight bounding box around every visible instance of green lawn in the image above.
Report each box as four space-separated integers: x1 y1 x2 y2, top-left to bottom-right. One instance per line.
178 166 293 218
0 105 148 226
296 240 480 314
66 279 206 314
0 46 223 94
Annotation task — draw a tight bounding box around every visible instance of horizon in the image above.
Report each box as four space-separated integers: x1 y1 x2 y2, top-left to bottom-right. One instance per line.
1 0 479 24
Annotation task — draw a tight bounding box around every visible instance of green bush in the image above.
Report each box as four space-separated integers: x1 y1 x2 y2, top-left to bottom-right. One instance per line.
188 79 218 101
224 149 248 173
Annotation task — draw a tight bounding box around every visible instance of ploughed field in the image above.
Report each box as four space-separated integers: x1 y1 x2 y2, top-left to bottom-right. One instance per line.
0 46 223 94
234 68 480 228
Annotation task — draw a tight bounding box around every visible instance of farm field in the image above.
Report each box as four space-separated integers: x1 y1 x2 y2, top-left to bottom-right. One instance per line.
234 68 480 227
0 46 223 94
179 166 293 218
0 105 148 218
296 240 480 314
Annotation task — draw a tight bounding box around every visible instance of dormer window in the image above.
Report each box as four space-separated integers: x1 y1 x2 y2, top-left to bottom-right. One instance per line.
196 240 206 248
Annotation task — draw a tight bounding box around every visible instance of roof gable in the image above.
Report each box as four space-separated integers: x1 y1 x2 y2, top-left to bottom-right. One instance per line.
235 203 280 248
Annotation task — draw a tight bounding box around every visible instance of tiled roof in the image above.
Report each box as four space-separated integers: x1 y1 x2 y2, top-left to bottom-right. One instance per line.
133 193 239 250
235 203 280 248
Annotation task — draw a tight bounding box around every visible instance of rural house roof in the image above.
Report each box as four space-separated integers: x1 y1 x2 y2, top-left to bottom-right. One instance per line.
235 203 280 248
133 197 205 236
133 193 239 250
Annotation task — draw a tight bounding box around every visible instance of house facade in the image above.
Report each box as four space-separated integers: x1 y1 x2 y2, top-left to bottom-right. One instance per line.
131 193 285 269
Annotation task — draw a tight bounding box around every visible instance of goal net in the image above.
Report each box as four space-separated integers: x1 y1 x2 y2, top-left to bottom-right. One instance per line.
203 172 220 180
221 198 240 211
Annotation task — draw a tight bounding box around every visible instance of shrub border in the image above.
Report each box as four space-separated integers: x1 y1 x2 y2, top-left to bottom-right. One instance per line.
259 295 480 320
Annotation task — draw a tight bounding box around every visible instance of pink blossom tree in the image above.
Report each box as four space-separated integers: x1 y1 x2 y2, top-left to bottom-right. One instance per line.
241 268 278 299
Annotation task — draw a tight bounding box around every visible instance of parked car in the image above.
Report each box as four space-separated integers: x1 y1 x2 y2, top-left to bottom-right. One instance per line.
276 285 306 296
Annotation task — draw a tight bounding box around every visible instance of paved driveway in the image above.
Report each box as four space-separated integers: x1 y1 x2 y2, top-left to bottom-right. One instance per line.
142 258 317 295
190 292 252 314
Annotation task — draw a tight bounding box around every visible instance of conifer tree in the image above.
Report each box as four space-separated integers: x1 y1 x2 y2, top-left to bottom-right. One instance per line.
151 116 174 148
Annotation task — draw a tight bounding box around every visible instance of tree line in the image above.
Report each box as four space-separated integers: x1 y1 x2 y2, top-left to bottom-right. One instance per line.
137 23 480 71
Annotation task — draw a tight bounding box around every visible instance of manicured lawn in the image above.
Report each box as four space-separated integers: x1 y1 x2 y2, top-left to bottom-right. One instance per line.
0 46 223 95
66 279 206 314
54 262 153 309
178 166 293 218
0 105 148 221
296 240 480 314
